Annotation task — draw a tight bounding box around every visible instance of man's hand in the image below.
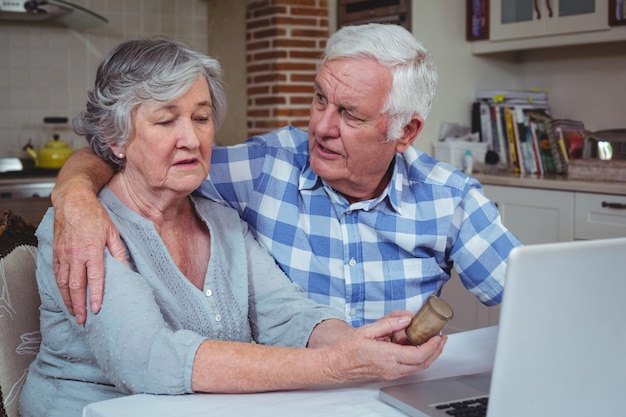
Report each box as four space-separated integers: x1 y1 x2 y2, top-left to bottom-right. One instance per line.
52 193 127 324
51 148 122 324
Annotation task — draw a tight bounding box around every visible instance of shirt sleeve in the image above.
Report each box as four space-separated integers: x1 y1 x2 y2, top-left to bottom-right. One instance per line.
197 137 269 214
450 180 522 305
35 213 205 396
84 253 207 394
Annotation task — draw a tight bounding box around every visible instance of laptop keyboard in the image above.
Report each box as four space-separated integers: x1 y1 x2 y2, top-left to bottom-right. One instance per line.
434 396 489 416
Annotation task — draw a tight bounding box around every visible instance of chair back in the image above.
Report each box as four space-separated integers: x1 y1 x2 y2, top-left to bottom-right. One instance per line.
0 210 40 417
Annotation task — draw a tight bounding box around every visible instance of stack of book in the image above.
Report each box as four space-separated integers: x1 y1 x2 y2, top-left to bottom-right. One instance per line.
472 89 587 175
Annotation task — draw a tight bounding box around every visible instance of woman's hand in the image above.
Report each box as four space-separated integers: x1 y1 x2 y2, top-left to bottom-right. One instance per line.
316 315 447 383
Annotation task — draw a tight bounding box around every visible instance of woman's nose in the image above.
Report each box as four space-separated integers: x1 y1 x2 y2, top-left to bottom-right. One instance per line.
177 120 204 148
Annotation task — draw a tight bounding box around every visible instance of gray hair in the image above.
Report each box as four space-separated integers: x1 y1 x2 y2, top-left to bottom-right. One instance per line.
73 38 227 168
323 24 437 142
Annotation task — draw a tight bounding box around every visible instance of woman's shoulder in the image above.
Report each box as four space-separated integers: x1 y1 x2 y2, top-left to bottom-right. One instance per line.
191 196 242 225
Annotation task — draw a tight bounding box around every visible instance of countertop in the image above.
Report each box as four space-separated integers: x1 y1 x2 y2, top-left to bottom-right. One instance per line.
473 171 626 196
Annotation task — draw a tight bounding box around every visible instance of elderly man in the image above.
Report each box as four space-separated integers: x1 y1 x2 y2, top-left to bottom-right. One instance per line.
52 23 521 326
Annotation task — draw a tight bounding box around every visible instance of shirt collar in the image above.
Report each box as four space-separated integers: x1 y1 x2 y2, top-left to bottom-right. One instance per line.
298 155 404 214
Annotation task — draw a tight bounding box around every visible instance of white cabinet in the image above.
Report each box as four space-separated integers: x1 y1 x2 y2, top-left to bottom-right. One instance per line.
482 184 574 244
574 192 626 239
490 0 609 41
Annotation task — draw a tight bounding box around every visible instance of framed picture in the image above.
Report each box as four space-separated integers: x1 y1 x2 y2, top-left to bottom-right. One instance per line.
609 0 626 26
466 0 489 41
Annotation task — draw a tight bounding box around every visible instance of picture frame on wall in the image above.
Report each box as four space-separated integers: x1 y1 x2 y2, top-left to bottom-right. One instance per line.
609 0 626 26
466 0 489 41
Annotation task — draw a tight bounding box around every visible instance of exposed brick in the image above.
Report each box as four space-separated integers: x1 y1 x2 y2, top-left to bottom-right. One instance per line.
247 40 272 51
253 50 289 61
252 73 287 84
273 38 318 48
246 0 328 136
275 62 317 71
290 72 317 83
246 18 273 30
289 50 323 60
255 96 287 106
272 84 314 94
275 107 311 117
252 119 285 129
290 119 310 129
290 96 314 105
290 7 328 17
274 16 319 26
247 62 279 73
253 27 287 40
247 85 271 96
291 28 328 38
248 108 271 118
252 5 288 18
273 0 319 6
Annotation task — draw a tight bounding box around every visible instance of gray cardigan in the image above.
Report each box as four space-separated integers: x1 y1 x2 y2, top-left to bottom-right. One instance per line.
20 186 344 417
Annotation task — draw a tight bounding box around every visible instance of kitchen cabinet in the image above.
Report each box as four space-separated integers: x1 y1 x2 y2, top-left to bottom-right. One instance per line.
482 185 574 244
490 0 609 41
469 0 626 54
574 192 626 239
443 181 626 334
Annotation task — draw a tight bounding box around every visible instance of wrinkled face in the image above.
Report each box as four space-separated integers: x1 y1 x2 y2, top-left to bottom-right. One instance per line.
308 58 410 202
121 76 214 197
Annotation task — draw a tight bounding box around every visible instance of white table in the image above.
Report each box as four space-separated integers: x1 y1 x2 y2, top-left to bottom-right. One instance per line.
83 326 497 417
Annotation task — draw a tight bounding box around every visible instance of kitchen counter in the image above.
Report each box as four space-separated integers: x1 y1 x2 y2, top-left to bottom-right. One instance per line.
473 172 626 196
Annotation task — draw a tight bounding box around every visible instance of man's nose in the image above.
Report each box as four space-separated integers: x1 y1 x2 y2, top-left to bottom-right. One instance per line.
313 107 340 138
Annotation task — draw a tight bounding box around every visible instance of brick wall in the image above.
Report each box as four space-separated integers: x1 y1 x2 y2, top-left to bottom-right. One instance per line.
246 0 329 136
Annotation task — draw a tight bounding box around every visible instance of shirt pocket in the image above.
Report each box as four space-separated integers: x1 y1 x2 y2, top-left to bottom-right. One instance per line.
384 257 446 309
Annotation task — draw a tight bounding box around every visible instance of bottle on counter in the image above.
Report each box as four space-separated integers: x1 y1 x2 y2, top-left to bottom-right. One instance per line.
463 149 474 174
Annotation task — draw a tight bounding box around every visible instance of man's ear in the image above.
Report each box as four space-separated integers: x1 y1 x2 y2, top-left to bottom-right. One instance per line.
395 115 424 153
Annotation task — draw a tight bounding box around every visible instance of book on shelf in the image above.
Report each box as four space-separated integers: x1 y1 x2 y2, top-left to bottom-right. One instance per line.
526 111 556 175
475 88 549 108
473 88 552 174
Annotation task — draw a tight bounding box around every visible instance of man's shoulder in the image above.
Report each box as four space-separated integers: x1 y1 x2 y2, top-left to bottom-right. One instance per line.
400 146 473 192
251 126 309 153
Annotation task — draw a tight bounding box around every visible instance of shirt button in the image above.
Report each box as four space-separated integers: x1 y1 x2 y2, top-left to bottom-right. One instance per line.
205 289 213 297
215 314 221 322
349 308 357 316
349 258 356 266
346 210 352 215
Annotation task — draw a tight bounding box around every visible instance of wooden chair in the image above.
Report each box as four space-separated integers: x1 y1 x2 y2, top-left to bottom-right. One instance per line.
0 210 40 417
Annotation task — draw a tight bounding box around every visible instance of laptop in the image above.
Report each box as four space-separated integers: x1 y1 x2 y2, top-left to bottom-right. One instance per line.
380 237 626 417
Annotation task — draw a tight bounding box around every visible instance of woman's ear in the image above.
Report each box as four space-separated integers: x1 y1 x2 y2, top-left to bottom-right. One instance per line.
109 143 124 159
394 115 424 153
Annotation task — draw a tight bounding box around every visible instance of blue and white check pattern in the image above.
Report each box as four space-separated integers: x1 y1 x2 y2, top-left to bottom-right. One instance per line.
199 126 521 327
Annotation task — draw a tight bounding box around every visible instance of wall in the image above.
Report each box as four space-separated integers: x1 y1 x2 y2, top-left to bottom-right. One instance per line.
519 41 626 131
206 0 247 146
0 0 208 158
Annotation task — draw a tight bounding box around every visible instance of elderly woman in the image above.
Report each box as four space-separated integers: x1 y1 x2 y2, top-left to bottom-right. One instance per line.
19 39 445 417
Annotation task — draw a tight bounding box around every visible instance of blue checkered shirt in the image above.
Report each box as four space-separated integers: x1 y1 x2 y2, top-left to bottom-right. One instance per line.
198 126 521 327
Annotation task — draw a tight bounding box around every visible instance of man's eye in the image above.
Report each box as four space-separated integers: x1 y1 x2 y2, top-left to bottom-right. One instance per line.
157 120 173 126
315 93 327 104
342 110 360 122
